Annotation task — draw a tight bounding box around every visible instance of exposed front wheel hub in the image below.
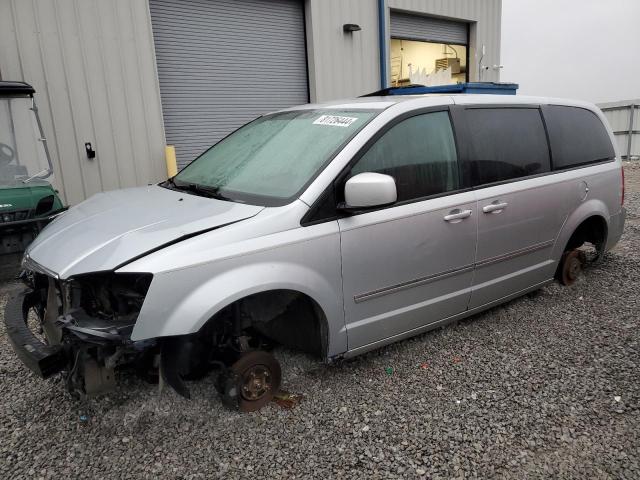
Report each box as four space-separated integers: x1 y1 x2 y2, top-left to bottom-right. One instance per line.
229 351 281 412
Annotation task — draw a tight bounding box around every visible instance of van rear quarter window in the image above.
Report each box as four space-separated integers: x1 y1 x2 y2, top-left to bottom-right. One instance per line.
543 105 615 170
462 108 550 186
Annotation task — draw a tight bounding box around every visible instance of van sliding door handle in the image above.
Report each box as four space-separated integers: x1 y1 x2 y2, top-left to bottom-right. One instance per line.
443 209 473 222
482 202 508 213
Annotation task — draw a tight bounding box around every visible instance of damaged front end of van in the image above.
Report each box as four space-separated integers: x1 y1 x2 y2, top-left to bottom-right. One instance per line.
1 181 298 409
5 268 156 395
3 107 373 411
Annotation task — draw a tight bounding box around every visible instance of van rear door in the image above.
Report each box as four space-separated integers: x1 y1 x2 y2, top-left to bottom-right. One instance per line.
455 106 570 308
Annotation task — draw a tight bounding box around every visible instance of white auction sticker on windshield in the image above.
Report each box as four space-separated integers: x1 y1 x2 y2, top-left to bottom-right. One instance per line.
313 115 358 127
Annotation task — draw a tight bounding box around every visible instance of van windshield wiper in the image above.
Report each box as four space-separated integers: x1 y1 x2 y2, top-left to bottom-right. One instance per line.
166 179 232 201
164 176 177 188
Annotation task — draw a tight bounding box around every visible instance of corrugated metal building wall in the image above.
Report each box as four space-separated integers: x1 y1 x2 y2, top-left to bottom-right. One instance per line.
387 0 502 85
599 100 639 160
0 0 166 205
0 0 502 203
307 0 502 101
305 0 382 102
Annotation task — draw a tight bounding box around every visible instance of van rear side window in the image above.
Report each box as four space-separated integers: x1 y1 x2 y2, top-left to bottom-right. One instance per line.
544 105 615 170
464 108 550 186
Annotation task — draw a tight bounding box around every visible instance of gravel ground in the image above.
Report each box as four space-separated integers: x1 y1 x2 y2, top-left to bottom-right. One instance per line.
1 164 639 479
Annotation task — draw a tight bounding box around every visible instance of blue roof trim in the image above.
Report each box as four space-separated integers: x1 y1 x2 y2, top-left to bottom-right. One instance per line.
361 82 519 97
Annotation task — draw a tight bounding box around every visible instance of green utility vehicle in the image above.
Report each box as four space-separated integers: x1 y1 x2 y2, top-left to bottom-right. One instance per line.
0 81 64 256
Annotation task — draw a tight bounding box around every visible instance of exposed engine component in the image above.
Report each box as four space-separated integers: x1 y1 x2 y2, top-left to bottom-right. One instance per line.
16 270 157 396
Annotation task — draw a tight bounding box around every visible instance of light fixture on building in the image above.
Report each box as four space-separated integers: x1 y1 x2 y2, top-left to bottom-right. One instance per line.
343 24 361 33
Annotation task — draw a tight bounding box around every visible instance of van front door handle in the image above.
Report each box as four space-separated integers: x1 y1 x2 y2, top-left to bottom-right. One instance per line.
483 201 508 213
443 209 473 222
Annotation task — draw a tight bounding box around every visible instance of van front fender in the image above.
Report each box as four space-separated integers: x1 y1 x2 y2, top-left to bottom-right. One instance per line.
129 260 347 358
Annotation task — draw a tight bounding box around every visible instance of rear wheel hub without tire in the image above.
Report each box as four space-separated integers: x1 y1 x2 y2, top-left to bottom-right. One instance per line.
561 250 583 286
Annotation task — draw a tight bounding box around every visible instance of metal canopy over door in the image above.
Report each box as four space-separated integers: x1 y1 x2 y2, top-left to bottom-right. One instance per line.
390 11 468 45
149 0 309 167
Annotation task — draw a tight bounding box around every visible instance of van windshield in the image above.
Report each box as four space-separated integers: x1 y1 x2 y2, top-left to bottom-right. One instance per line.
172 109 377 205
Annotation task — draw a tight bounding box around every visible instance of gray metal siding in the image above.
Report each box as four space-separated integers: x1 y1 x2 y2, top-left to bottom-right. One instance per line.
305 0 502 102
390 11 468 44
599 101 640 160
149 0 309 167
0 0 167 205
304 0 381 102
388 0 502 83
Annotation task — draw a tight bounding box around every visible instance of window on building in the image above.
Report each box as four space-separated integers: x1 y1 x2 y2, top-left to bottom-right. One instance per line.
390 39 468 87
464 108 551 186
350 111 459 202
543 106 615 170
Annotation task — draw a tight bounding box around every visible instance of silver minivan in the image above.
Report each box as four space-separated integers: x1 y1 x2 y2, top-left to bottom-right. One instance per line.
6 94 626 411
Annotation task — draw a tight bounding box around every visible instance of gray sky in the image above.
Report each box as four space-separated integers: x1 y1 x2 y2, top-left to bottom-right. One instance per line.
501 0 640 104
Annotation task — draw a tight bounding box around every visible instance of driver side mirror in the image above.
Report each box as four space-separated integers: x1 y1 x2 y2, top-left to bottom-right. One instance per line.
341 172 397 210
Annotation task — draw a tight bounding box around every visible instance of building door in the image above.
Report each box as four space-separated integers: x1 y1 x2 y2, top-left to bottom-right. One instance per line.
149 0 309 167
339 109 477 351
389 11 469 87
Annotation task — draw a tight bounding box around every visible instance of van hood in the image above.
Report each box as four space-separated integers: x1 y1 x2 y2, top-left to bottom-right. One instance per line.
25 185 264 279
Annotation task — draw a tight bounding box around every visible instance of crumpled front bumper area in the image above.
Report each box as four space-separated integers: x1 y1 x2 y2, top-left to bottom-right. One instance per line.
5 283 157 395
4 288 67 378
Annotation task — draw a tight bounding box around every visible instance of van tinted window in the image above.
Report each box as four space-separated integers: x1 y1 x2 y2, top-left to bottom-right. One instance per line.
544 105 615 170
351 111 459 202
464 108 550 186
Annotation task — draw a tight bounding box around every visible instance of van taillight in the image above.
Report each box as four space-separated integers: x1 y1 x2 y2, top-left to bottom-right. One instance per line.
621 166 625 206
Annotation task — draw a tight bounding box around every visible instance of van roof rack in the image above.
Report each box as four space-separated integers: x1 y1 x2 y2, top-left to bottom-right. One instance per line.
361 82 519 97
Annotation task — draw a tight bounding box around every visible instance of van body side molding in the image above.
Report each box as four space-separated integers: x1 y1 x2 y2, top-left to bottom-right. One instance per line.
354 264 475 303
475 239 555 268
354 239 554 304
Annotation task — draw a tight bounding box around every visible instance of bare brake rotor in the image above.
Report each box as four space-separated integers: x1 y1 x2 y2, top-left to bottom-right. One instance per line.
230 351 281 412
560 249 584 286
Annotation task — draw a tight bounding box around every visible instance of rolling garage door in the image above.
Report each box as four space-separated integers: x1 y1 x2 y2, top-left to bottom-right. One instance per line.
149 0 309 167
390 11 468 45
